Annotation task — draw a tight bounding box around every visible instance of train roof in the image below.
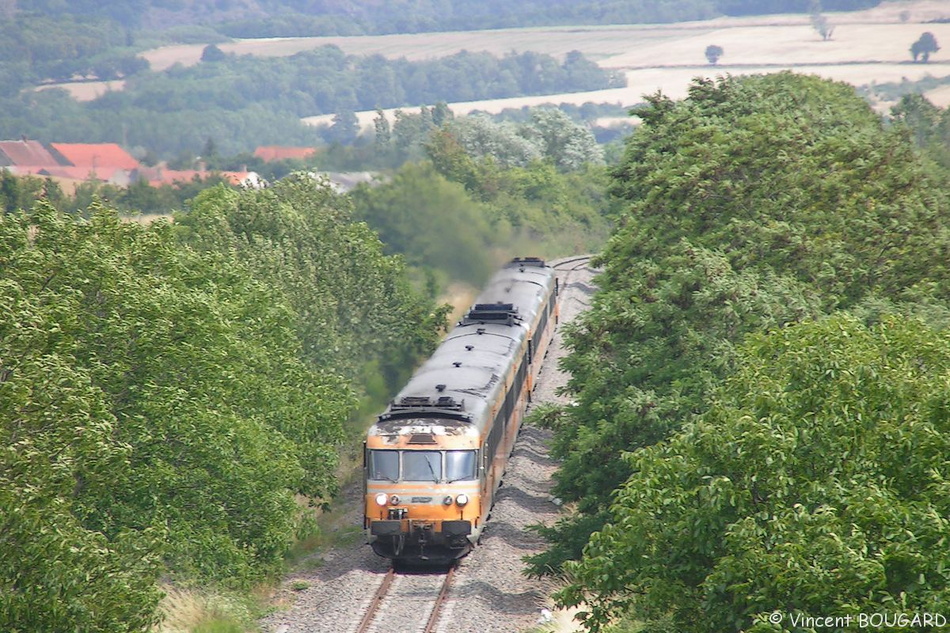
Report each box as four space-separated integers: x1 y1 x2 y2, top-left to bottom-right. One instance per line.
372 258 555 434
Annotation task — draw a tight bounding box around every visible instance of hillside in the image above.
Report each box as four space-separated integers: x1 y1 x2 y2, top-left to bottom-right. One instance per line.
13 0 883 32
54 0 950 123
274 0 948 127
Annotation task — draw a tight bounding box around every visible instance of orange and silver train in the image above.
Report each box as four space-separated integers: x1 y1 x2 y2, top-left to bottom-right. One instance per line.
363 257 559 564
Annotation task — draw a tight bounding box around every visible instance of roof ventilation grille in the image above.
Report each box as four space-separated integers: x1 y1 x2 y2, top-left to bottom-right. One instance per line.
509 256 545 268
463 302 519 326
390 395 465 412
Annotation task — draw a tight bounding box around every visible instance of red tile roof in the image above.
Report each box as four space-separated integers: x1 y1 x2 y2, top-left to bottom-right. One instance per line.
135 167 203 187
0 140 60 168
36 165 123 181
254 146 317 162
50 142 139 171
137 167 260 188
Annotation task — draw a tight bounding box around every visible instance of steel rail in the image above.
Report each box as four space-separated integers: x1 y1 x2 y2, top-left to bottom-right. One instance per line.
354 567 395 633
552 255 592 270
354 565 455 633
422 564 456 633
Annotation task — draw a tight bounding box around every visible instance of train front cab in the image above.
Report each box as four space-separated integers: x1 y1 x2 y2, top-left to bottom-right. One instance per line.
364 431 483 564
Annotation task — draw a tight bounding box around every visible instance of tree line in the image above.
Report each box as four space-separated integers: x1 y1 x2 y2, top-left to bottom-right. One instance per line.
526 73 950 631
0 176 449 631
16 0 883 34
0 45 621 160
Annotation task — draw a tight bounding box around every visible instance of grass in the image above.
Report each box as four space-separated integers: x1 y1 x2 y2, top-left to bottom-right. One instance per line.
154 585 260 633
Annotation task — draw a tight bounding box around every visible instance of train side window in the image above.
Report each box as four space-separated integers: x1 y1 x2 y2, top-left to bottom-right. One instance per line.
368 450 399 482
403 451 442 482
446 450 477 481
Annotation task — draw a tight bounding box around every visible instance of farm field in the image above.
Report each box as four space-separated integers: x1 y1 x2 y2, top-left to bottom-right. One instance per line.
54 0 950 126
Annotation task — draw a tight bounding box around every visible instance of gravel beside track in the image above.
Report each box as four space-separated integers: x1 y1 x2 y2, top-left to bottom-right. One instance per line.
260 257 596 633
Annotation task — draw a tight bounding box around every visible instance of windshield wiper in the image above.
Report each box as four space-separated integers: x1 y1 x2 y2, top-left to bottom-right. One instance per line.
426 457 439 483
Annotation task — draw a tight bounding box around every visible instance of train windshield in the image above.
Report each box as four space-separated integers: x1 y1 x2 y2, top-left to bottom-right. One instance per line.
367 449 477 482
403 451 442 481
446 450 477 481
368 450 399 482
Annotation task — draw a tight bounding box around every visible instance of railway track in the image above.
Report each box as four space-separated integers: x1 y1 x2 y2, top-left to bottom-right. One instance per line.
552 254 593 271
552 255 597 314
355 565 456 633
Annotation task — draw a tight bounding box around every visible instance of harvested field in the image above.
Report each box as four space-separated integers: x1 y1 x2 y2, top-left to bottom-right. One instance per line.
47 0 950 121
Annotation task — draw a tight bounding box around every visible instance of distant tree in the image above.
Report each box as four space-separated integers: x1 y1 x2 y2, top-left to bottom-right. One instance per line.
201 44 227 63
117 54 149 77
810 0 834 40
373 108 391 148
392 109 436 161
891 93 941 147
90 54 120 80
350 162 495 285
911 32 940 62
445 114 541 168
430 101 453 127
521 108 604 171
705 44 724 65
325 110 360 145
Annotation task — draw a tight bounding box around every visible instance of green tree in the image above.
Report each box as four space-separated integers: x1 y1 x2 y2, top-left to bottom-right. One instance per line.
444 114 541 168
522 107 604 170
557 314 950 632
350 162 495 285
325 109 360 145
0 211 164 633
527 72 950 575
891 92 942 147
179 176 447 395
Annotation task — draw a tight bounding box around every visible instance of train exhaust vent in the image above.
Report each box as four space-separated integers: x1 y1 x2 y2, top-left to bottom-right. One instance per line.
463 302 519 326
391 395 465 412
509 256 545 268
408 433 438 445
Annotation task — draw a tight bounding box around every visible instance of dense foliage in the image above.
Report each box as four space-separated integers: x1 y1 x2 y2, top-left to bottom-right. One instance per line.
350 106 615 285
177 176 449 392
0 15 142 93
0 179 445 630
560 314 950 632
528 72 950 629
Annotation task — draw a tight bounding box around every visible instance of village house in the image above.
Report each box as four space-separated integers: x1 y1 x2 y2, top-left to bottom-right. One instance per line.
0 139 263 190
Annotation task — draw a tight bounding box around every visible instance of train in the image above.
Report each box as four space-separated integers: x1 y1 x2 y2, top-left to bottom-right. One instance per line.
363 257 560 564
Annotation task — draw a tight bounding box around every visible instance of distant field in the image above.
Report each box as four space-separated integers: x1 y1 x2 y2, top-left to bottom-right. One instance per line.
47 0 950 126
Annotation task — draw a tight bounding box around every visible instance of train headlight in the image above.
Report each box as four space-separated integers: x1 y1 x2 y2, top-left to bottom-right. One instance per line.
389 495 400 506
375 493 388 507
456 494 469 507
443 495 454 506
